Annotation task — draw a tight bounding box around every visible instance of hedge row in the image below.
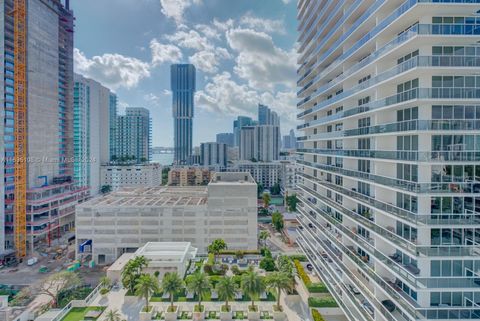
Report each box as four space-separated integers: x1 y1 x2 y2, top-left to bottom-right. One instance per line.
289 254 308 262
311 309 326 321
308 296 339 308
218 250 261 255
293 260 328 293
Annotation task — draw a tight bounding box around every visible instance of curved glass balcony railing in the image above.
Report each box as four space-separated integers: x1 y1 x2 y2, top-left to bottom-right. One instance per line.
298 0 480 88
298 183 479 258
299 119 480 140
299 54 480 108
297 146 480 162
298 159 480 195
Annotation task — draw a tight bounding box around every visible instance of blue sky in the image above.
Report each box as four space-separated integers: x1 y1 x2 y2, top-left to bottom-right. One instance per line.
71 0 298 147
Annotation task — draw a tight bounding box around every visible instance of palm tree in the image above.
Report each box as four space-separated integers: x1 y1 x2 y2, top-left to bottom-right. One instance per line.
266 272 293 311
186 272 210 311
135 274 159 312
262 192 271 208
100 276 111 289
161 272 184 312
105 309 122 321
121 256 149 293
216 276 237 312
241 269 265 311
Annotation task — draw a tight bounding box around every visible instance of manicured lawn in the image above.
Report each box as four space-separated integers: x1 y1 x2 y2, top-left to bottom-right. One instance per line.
61 307 105 321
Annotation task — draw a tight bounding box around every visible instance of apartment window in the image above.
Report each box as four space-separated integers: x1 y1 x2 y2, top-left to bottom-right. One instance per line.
358 117 370 128
432 135 478 151
358 138 370 150
358 75 371 84
396 220 418 243
357 182 370 196
335 123 343 131
432 16 466 24
358 226 370 239
397 192 418 213
335 157 343 168
432 75 479 88
397 79 419 93
397 50 419 64
335 193 342 205
335 175 342 186
397 107 418 121
431 164 478 182
432 46 477 56
397 135 418 150
335 140 343 149
431 196 476 216
335 106 343 113
358 160 370 173
397 163 418 182
358 96 370 106
433 105 480 119
333 211 343 223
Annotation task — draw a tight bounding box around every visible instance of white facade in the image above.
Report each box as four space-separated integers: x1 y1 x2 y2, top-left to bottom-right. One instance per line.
239 125 280 162
74 73 112 196
101 163 162 190
280 160 302 195
297 1 480 321
76 172 257 264
230 161 282 189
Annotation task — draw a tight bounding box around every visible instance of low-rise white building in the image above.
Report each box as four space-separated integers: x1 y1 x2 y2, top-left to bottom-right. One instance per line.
229 161 282 189
76 172 257 264
106 242 197 282
101 163 162 190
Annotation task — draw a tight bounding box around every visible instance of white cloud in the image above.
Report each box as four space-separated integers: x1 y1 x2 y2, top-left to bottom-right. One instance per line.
195 72 297 130
150 39 183 66
159 0 201 24
74 48 150 90
240 13 286 34
281 0 291 3
226 28 297 90
189 51 218 73
166 30 211 51
212 18 235 31
195 24 221 39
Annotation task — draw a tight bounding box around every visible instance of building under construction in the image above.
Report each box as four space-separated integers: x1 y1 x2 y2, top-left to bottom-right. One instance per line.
1 0 89 258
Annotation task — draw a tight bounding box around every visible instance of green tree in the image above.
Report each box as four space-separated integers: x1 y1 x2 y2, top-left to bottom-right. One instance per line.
266 272 294 311
262 192 271 208
277 255 294 277
241 269 265 310
257 183 264 197
121 256 149 294
100 276 111 290
286 194 298 212
208 239 227 261
101 185 112 194
105 309 122 321
187 272 210 311
216 276 237 312
259 230 270 246
37 271 81 308
259 257 276 271
161 272 184 311
270 182 281 195
272 212 284 232
135 274 159 312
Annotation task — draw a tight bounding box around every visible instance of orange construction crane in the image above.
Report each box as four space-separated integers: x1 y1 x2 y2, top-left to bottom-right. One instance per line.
13 0 27 258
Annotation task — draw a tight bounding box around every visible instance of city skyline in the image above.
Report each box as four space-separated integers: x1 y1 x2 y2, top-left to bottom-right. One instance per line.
71 0 298 147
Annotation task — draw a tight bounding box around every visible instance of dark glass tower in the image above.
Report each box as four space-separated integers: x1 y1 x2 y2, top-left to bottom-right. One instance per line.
171 64 196 164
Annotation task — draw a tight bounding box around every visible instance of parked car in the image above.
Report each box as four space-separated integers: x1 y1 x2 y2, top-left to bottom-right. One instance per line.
348 284 360 295
381 299 396 312
306 263 313 271
362 300 374 316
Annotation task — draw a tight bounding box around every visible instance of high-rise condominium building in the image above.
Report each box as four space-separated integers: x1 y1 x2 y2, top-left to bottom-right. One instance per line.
109 93 118 161
73 74 112 196
240 125 280 162
297 1 480 321
200 142 227 169
171 64 196 165
115 107 152 163
258 104 280 126
1 0 89 256
233 116 254 147
216 133 234 147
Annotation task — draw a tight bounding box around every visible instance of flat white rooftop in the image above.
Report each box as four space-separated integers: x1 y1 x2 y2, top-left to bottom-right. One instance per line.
135 242 198 264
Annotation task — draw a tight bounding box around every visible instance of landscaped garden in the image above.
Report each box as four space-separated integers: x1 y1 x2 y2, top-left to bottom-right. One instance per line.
61 306 105 321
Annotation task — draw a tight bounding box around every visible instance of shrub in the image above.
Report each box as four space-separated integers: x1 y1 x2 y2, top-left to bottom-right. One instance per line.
259 257 276 272
99 288 109 295
294 260 328 293
260 247 272 258
207 253 215 265
311 309 326 321
289 254 307 262
203 264 213 275
219 249 260 255
231 265 241 275
308 296 338 308
235 250 244 259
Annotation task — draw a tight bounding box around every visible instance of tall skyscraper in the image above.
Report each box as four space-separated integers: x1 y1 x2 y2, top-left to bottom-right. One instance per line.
171 64 196 165
283 129 296 150
109 93 118 161
115 107 151 163
200 142 227 168
240 125 280 162
297 2 480 321
233 116 254 147
1 0 89 256
74 73 112 195
258 104 280 126
216 132 234 147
